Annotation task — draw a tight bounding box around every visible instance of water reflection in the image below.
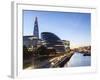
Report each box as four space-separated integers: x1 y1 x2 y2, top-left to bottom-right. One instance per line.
65 52 91 67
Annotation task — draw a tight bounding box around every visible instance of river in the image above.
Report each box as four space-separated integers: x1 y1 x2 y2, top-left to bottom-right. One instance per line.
64 52 91 67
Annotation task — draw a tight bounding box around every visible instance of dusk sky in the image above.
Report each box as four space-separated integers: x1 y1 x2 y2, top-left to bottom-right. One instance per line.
23 10 91 48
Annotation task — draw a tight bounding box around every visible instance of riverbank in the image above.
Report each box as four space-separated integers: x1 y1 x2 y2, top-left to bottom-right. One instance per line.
50 51 74 68
24 51 74 69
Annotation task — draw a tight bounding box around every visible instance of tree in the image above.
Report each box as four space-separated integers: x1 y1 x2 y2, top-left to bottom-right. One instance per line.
23 45 28 54
23 45 32 59
36 45 48 55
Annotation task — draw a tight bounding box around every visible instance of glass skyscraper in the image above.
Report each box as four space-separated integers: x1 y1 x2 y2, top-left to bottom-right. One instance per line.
24 17 67 53
33 17 39 39
41 32 66 53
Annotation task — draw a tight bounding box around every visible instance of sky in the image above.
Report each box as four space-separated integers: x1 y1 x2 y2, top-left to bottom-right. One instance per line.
23 10 91 48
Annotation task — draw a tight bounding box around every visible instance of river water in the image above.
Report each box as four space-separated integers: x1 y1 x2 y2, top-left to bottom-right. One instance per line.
64 52 91 67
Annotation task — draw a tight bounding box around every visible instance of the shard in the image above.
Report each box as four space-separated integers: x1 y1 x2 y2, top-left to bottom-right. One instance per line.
33 17 39 39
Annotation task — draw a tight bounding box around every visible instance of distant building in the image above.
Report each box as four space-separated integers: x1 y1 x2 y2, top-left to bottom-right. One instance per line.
62 40 70 51
41 32 66 53
23 36 41 51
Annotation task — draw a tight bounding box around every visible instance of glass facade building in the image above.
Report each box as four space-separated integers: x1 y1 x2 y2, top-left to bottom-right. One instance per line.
23 36 42 51
41 32 66 53
33 17 39 39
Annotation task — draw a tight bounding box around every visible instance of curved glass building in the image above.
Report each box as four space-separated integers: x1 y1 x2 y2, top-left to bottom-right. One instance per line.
41 32 66 53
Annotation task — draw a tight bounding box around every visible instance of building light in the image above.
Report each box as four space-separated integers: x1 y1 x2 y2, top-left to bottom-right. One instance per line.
54 45 64 46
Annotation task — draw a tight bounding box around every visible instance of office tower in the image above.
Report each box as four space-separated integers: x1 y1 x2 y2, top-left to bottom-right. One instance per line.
33 17 39 39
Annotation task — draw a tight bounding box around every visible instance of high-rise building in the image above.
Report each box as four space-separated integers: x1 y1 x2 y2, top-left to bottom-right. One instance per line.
23 17 68 53
23 17 41 51
41 32 66 53
33 17 39 39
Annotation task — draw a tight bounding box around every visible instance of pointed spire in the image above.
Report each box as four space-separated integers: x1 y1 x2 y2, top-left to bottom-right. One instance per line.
35 17 37 24
33 17 39 39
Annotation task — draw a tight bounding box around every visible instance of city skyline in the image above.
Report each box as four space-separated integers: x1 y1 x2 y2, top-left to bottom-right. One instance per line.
23 10 91 48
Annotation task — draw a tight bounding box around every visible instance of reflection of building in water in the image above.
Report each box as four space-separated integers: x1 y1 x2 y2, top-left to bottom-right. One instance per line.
41 32 66 53
23 17 70 53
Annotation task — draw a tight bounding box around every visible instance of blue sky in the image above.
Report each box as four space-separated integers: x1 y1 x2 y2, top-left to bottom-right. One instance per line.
23 10 91 48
